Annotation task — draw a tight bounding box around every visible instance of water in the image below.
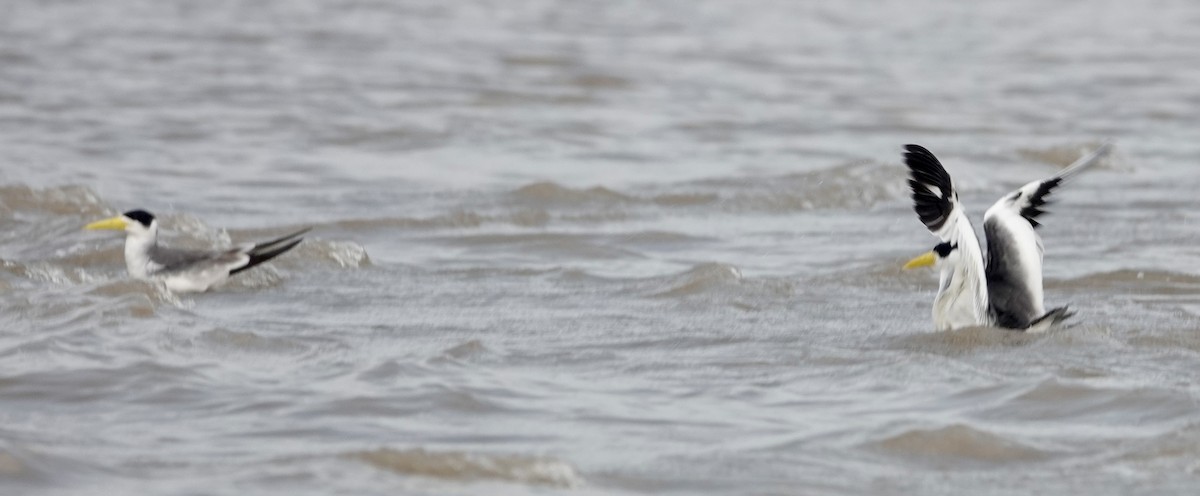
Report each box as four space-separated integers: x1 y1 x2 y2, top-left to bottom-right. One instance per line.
2 0 1200 494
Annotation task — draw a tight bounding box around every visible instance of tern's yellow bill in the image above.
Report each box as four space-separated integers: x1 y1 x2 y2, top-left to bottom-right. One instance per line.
84 216 129 231
902 251 937 270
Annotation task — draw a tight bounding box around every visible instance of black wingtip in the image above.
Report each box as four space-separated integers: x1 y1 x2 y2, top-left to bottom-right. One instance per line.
903 144 955 232
1020 178 1064 228
252 227 312 252
230 237 305 276
228 228 311 276
902 145 948 181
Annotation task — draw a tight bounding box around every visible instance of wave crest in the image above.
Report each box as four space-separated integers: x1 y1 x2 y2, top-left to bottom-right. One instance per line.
0 184 108 217
1048 269 1200 292
510 181 632 204
871 424 1050 465
346 448 582 488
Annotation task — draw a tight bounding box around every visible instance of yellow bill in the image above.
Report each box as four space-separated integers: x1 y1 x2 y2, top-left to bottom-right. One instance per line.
84 216 128 231
903 251 937 270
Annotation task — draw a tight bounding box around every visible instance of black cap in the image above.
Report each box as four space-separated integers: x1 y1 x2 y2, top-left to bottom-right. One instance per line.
122 210 156 228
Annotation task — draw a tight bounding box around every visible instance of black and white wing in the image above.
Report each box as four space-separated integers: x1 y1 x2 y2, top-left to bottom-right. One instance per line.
983 143 1110 328
904 144 975 244
230 227 311 275
150 227 310 276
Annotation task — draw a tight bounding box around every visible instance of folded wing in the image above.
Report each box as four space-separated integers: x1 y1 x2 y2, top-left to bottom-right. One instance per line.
150 227 311 277
231 227 311 275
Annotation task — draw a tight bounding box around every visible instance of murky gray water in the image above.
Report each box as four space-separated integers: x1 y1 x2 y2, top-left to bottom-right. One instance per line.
3 1 1200 494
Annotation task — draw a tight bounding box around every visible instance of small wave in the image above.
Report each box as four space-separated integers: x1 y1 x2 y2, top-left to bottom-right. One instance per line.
650 263 744 298
813 259 933 290
0 361 205 404
331 211 488 230
54 241 126 269
642 263 793 308
287 239 372 269
212 265 287 291
1113 422 1200 465
0 184 109 217
433 266 562 279
1128 331 1200 353
448 232 642 260
510 181 633 205
356 359 431 383
438 339 489 361
17 261 104 286
86 279 183 310
889 326 1046 353
617 230 716 246
509 180 717 212
870 424 1050 465
648 192 719 207
688 162 907 213
346 448 582 488
196 328 310 355
7 247 174 304
1048 269 1200 293
975 377 1196 424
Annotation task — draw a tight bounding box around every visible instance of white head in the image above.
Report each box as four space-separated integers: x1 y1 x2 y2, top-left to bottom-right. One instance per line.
903 241 959 273
85 209 160 279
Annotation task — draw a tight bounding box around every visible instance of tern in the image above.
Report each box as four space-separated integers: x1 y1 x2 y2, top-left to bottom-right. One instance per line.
85 210 310 293
901 143 1111 332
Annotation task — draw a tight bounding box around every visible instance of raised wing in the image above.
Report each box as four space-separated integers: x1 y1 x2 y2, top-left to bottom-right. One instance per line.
983 143 1111 328
904 144 983 246
993 143 1112 229
904 144 955 236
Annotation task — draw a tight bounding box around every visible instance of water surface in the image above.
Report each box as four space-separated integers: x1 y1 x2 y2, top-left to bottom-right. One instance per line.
2 1 1200 494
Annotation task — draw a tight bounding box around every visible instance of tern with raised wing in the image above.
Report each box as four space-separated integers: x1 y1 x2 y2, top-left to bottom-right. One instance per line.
85 210 309 293
902 143 1111 332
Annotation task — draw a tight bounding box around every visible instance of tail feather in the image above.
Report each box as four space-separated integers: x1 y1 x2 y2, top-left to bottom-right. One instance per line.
230 228 310 275
1025 306 1075 333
